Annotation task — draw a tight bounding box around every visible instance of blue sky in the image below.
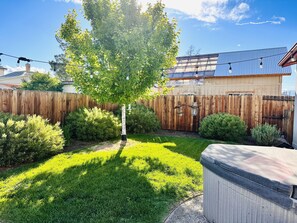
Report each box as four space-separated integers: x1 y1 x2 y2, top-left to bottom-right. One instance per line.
1 0 296 90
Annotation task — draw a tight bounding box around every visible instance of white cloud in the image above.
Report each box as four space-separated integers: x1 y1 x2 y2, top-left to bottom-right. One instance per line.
4 66 49 75
236 15 286 26
228 3 249 21
272 16 285 22
138 0 250 23
56 0 250 23
201 23 221 31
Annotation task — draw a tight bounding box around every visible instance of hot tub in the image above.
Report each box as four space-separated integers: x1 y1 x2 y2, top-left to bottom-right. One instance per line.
201 144 297 223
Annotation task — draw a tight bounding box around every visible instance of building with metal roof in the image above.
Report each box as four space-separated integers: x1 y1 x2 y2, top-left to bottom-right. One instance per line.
166 47 291 96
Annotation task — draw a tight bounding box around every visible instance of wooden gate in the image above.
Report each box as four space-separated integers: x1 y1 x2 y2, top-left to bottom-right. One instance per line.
262 96 295 143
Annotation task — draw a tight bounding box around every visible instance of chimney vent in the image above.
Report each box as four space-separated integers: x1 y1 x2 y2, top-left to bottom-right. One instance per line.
25 63 30 73
0 66 7 76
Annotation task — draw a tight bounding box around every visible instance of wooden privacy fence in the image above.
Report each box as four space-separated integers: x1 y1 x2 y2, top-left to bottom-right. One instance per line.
0 90 294 143
0 89 117 125
139 95 295 144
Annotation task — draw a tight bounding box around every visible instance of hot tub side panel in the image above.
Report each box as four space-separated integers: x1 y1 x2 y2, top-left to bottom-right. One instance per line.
203 167 297 223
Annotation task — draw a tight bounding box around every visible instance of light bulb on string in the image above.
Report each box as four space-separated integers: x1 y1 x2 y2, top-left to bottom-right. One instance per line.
259 57 263 69
228 63 232 74
126 75 129 80
16 57 31 67
195 65 199 75
51 62 57 72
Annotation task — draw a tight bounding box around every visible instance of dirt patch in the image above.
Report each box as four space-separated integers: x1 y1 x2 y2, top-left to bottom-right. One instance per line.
90 140 137 151
63 140 100 152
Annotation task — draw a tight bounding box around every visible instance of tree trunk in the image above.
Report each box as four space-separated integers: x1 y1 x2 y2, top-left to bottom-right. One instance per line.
121 104 127 141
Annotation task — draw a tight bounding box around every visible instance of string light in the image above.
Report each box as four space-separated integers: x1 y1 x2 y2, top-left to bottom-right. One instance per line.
126 75 129 80
50 62 57 72
0 51 288 75
195 65 199 75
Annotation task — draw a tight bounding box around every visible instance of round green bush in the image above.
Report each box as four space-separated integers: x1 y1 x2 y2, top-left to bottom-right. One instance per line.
0 115 65 166
251 123 280 146
65 107 121 141
116 104 160 134
199 113 247 142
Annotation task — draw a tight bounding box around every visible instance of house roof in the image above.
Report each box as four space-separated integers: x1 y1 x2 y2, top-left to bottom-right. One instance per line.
167 47 291 79
0 71 28 78
278 43 297 67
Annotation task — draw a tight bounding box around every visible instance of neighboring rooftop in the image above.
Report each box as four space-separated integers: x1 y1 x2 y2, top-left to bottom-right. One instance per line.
0 71 28 78
167 47 291 80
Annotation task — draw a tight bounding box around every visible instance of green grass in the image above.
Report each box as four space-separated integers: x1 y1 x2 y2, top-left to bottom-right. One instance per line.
0 134 215 223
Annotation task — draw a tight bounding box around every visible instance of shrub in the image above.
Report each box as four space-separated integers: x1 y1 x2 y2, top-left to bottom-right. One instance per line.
0 115 64 166
251 123 280 146
24 116 65 159
199 113 247 142
62 125 71 146
65 107 121 141
0 112 25 123
116 104 160 134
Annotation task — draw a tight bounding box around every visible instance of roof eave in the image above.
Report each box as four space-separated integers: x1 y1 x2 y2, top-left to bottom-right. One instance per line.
207 73 291 79
278 43 297 67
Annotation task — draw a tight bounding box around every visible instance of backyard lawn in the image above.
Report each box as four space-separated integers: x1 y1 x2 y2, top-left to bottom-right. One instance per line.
0 134 214 223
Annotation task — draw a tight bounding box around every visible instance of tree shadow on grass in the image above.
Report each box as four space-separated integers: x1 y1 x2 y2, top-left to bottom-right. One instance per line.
0 161 46 181
130 134 214 161
0 146 184 223
0 148 96 181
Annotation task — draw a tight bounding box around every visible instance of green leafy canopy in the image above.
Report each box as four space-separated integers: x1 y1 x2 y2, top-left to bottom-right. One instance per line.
21 72 63 92
58 0 179 104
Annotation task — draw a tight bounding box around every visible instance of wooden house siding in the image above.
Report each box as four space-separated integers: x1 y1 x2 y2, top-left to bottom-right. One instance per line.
169 75 283 96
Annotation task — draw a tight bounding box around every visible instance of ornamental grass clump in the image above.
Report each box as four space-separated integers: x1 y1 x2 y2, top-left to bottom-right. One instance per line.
251 123 280 146
65 107 121 141
199 113 247 142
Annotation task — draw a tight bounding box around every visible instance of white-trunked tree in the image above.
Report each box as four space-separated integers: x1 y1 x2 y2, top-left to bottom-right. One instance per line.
58 0 179 141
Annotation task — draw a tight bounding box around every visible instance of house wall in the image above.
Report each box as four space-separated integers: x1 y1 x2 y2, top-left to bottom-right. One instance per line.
0 75 30 86
0 84 13 89
169 75 282 96
63 84 77 93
